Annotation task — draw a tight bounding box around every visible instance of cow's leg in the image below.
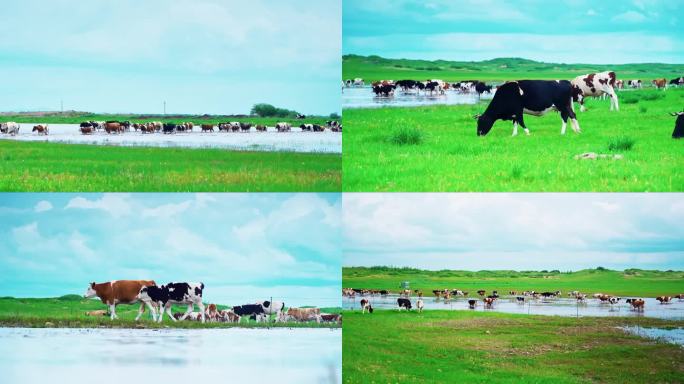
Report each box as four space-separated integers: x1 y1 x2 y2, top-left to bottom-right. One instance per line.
179 303 193 321
610 89 619 111
512 121 518 137
560 113 569 135
579 99 587 112
109 303 117 320
145 301 158 321
567 109 581 133
165 303 178 322
517 116 530 136
197 301 205 323
135 302 145 321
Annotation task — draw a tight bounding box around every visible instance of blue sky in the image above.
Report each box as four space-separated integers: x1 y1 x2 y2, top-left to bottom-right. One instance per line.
0 193 341 307
343 194 684 271
343 0 684 64
0 0 340 115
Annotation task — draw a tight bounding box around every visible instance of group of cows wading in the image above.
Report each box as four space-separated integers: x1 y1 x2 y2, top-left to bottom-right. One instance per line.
76 120 342 135
346 73 684 139
83 280 340 325
344 288 684 314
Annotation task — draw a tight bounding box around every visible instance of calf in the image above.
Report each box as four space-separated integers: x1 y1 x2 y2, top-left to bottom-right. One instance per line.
232 304 266 322
137 282 206 323
670 111 684 139
416 299 424 313
360 299 373 314
84 280 157 321
320 313 342 324
397 298 412 311
205 303 220 322
219 309 241 323
476 80 580 136
571 71 619 111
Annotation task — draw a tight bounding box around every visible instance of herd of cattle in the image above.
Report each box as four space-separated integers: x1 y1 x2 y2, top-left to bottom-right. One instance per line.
83 280 340 325
344 288 684 313
0 120 342 136
346 73 684 138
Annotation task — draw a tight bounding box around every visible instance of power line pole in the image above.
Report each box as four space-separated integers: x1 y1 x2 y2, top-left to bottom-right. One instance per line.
163 101 166 116
60 99 63 113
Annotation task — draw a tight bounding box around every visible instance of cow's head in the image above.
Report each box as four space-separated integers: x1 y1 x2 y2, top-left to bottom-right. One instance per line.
476 114 494 136
571 85 584 103
83 282 97 298
137 286 151 301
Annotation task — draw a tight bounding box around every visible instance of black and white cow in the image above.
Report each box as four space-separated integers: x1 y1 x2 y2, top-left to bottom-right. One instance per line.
372 84 396 97
395 79 419 92
627 79 642 89
671 111 684 139
233 304 267 322
571 71 619 111
476 80 581 136
260 300 286 322
397 298 412 311
670 77 684 87
137 282 205 323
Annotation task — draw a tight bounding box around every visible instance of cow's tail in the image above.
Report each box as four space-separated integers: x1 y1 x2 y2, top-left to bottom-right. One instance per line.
280 302 285 311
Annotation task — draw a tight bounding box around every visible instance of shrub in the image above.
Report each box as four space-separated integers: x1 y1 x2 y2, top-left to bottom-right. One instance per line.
607 136 635 151
389 127 423 145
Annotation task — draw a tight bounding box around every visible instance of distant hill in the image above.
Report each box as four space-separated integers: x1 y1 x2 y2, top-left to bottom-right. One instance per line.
343 54 684 83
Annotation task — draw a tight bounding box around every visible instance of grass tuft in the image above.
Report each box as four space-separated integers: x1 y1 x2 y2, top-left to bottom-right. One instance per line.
389 127 424 145
607 136 635 151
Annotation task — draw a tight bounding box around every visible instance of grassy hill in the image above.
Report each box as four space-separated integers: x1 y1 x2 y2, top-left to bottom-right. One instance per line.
342 266 684 297
343 54 684 83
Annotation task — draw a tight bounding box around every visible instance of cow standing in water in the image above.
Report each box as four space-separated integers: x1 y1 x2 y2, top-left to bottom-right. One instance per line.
83 280 157 321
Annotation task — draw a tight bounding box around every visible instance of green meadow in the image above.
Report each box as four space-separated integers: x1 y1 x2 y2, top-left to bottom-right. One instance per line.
343 310 684 383
343 87 683 192
0 141 341 191
343 267 684 297
0 296 341 329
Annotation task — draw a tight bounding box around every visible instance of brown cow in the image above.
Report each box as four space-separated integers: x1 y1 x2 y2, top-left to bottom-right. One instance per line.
483 297 496 308
104 122 122 134
652 78 667 89
477 290 486 296
201 124 214 132
628 299 645 311
285 307 321 322
320 313 342 324
84 280 157 320
80 126 94 135
32 125 48 135
656 296 672 303
255 125 267 132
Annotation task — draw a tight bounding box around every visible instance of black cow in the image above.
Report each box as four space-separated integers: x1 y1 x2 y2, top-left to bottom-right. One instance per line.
232 304 266 322
395 79 419 91
162 123 176 134
468 299 477 309
476 80 581 136
79 122 93 128
137 282 205 323
475 81 492 95
671 111 684 138
372 84 395 97
397 298 412 310
424 81 442 95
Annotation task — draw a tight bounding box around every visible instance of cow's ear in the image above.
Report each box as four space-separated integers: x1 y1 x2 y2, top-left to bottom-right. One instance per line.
90 282 95 288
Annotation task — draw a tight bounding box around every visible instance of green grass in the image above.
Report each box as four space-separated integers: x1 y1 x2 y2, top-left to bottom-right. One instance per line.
343 54 684 83
343 310 684 383
0 140 341 191
343 267 684 297
389 127 424 145
0 112 336 126
0 296 341 329
343 87 684 191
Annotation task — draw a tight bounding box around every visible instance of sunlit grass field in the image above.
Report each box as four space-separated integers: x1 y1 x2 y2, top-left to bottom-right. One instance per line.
343 87 684 191
343 267 684 297
343 310 684 383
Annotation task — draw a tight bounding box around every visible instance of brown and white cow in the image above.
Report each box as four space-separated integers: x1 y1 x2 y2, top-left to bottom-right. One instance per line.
627 298 645 311
656 296 672 303
652 78 667 89
571 71 619 111
32 125 49 135
219 309 241 323
84 280 157 321
285 307 321 323
205 303 220 322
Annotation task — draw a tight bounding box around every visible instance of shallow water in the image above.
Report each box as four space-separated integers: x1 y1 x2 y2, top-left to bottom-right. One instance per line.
0 327 341 383
344 294 684 320
621 326 684 346
0 123 342 153
342 86 493 109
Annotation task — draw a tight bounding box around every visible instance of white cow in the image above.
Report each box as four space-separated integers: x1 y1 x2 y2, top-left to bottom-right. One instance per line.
571 71 619 112
0 122 20 135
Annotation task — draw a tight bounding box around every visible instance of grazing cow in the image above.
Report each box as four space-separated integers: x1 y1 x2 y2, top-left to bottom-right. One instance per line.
416 299 424 313
670 111 684 138
1 122 20 135
397 298 412 311
201 124 214 132
32 124 48 135
137 282 206 323
255 125 267 132
477 290 486 296
219 309 241 323
652 78 667 89
360 299 373 314
84 280 157 321
476 80 580 136
296 113 306 119
285 307 321 323
483 297 496 308
320 313 342 324
260 300 286 322
571 71 619 111
628 80 642 89
656 296 672 304
669 77 684 87
232 304 266 322
275 122 291 132
468 299 477 309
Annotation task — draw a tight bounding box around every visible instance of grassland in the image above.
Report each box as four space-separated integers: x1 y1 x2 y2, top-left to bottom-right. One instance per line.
0 296 341 329
0 141 341 191
343 86 684 191
343 267 684 297
343 55 684 83
343 309 684 383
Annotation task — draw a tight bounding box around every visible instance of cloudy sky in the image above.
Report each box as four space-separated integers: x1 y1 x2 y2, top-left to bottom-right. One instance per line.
0 193 341 307
344 194 684 271
0 0 340 115
343 0 684 64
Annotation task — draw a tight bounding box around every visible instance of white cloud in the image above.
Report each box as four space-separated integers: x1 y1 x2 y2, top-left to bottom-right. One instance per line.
33 200 52 213
587 9 597 16
64 194 132 218
612 10 647 23
142 200 192 219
